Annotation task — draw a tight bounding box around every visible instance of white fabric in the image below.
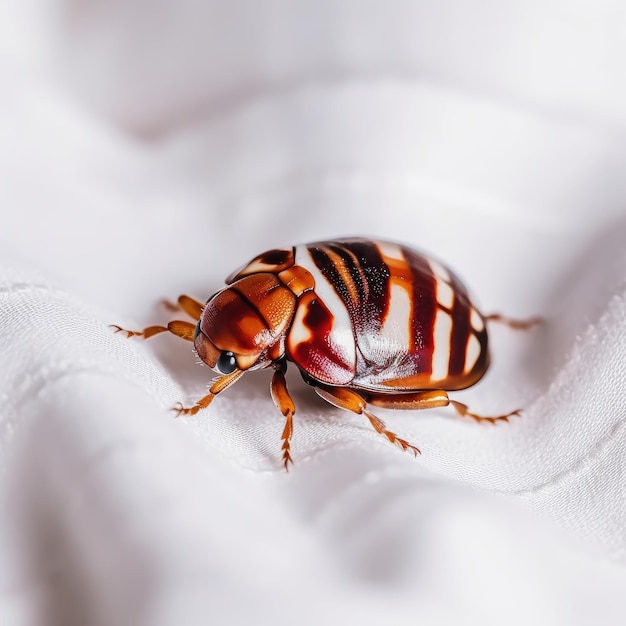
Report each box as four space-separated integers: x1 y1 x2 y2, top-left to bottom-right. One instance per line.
2 2 626 625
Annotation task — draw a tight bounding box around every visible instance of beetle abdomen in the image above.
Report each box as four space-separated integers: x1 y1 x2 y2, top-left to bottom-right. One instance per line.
296 239 489 392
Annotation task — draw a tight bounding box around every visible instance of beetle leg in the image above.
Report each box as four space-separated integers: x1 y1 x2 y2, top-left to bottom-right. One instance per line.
485 313 543 330
161 294 205 321
314 387 421 457
368 390 450 411
110 320 196 342
172 368 245 416
368 390 520 424
270 368 296 470
449 400 521 424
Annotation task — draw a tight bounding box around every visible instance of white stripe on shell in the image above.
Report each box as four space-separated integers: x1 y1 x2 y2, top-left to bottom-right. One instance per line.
375 241 405 261
431 309 453 381
464 333 481 374
428 259 454 310
470 307 485 332
358 242 412 359
293 245 356 368
288 303 313 344
435 277 454 310
378 281 412 354
427 258 451 282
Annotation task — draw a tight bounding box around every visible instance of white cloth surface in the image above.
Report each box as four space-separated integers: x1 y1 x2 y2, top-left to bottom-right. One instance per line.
2 2 626 625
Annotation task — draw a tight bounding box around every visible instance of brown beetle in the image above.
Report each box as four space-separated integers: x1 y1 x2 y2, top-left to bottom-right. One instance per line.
113 238 539 468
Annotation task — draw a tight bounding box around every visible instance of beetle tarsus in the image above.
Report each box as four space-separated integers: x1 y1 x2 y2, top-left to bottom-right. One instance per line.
111 321 195 342
110 324 142 338
171 403 201 417
280 417 294 471
110 324 171 340
171 393 215 417
161 295 204 320
485 314 543 330
315 387 421 457
161 299 180 312
364 409 421 456
171 402 200 417
450 400 521 424
282 446 294 471
271 369 297 471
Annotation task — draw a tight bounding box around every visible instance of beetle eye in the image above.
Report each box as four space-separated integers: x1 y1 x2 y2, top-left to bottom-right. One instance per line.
216 351 237 375
193 321 201 341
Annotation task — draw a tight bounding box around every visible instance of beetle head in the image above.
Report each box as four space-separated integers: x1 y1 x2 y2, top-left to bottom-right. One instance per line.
194 273 297 374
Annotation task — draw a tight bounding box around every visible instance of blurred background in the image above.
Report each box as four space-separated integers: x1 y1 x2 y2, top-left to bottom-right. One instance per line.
3 0 626 312
2 2 626 625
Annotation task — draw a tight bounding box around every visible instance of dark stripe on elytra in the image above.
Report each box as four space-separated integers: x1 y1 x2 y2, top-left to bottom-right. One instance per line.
474 326 490 375
336 240 391 329
403 247 438 375
307 245 354 311
259 247 295 266
448 291 472 377
327 242 369 305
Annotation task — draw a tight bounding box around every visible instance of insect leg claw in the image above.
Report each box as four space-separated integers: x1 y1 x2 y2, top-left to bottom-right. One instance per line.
171 402 200 417
109 324 137 338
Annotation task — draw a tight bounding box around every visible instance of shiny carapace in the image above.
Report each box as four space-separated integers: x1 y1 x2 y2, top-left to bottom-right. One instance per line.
113 238 537 468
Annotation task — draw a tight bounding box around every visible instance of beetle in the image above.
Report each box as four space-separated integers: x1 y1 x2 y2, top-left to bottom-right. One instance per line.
112 238 539 469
